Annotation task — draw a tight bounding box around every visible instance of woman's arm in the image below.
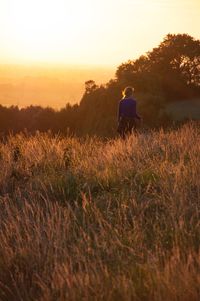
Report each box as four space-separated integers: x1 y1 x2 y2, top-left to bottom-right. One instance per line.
135 100 141 120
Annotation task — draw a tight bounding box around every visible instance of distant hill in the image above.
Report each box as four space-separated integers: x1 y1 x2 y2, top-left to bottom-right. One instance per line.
165 99 200 121
0 64 114 108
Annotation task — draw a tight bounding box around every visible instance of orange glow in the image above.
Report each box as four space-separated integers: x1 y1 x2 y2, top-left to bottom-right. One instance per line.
0 0 199 66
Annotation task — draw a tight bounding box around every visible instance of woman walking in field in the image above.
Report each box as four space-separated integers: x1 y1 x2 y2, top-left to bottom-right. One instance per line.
117 86 141 139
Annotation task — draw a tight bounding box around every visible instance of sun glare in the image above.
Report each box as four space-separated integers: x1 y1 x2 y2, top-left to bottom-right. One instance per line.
0 0 199 65
7 0 96 63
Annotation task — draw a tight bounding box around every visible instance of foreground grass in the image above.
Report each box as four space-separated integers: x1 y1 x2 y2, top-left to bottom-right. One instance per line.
0 123 199 301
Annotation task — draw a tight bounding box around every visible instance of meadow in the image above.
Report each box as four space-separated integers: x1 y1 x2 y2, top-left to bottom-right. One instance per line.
0 122 199 301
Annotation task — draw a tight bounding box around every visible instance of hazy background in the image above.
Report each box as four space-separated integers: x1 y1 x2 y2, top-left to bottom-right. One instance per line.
0 0 199 108
0 64 114 108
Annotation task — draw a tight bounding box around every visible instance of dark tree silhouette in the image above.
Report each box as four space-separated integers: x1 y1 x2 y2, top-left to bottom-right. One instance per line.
0 33 199 137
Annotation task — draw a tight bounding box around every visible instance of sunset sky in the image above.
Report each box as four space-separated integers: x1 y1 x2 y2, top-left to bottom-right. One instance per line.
0 0 199 67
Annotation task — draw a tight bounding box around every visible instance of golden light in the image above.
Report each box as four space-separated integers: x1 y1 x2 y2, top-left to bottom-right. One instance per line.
1 0 199 66
7 0 96 63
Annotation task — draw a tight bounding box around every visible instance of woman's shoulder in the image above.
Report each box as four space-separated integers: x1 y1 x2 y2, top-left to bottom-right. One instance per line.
125 97 137 102
119 97 136 103
129 97 137 103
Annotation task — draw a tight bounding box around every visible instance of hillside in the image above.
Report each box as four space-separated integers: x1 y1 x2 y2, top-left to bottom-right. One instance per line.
0 122 199 301
165 99 200 121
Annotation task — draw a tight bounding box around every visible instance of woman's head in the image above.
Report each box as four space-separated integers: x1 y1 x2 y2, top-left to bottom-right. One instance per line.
122 86 134 98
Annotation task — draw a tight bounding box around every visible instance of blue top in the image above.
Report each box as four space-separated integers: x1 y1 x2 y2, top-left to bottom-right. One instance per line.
118 97 141 121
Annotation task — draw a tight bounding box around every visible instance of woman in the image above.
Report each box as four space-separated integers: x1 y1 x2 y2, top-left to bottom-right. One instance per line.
117 87 141 139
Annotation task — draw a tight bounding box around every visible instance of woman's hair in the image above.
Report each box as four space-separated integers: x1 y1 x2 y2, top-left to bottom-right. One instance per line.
122 86 134 98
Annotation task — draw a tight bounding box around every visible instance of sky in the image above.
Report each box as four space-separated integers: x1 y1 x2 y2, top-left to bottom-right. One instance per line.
0 0 199 67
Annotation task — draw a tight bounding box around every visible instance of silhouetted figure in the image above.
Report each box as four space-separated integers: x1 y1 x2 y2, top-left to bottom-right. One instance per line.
117 87 141 139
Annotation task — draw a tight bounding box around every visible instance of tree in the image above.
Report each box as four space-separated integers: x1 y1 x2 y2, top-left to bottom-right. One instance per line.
116 34 200 99
148 34 200 96
84 80 98 94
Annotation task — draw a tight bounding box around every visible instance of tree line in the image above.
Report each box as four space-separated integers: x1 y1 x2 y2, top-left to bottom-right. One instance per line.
0 33 199 137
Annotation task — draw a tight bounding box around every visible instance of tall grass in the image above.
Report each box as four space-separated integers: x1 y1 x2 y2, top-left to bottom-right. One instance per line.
0 122 199 301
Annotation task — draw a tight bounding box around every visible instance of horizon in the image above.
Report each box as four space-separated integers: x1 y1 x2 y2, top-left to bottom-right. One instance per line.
0 0 199 108
0 64 115 108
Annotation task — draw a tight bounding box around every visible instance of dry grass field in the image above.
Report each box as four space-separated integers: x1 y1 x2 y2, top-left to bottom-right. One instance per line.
0 122 199 301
